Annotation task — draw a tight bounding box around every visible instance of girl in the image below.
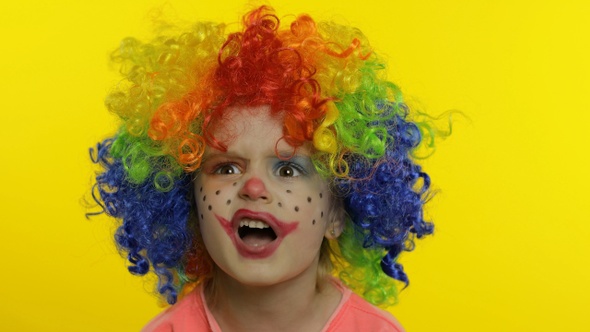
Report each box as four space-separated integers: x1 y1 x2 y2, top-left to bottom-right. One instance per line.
90 5 436 331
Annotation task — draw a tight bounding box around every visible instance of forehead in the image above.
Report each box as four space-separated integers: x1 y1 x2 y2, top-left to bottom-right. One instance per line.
207 105 311 157
212 105 281 140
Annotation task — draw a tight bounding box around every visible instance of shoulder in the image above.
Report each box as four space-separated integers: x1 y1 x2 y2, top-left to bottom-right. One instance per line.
141 287 213 332
326 286 405 332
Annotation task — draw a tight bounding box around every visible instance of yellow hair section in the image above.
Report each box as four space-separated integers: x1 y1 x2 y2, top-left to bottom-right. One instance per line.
313 102 339 153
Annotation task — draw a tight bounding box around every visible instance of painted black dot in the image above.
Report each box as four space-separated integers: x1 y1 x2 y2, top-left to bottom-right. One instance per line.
307 197 312 203
294 206 299 212
319 193 323 199
286 189 292 193
200 214 203 220
321 211 324 218
208 205 212 211
278 202 282 207
226 199 231 205
203 195 206 202
200 187 203 192
216 190 221 195
233 182 237 186
312 219 316 225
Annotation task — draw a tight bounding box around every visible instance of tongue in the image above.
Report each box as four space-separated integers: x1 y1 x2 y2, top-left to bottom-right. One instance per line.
241 231 275 247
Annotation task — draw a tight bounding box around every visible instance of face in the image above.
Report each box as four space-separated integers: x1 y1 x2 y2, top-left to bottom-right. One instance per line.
194 105 338 287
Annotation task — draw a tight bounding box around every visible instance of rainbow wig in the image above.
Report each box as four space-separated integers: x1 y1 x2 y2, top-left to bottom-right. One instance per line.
90 6 436 308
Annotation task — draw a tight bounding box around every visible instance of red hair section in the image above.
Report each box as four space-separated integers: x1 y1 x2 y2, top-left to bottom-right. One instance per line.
204 6 330 151
147 6 367 172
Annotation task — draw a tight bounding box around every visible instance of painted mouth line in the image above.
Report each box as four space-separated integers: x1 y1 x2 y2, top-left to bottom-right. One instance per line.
215 209 299 258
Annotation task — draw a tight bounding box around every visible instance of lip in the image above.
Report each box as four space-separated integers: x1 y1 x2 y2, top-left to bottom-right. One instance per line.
215 209 299 259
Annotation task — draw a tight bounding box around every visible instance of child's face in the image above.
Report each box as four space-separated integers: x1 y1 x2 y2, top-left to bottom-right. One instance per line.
194 105 336 287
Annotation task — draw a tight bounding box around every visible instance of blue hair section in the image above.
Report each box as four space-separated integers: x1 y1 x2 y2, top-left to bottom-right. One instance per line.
335 102 434 287
89 137 193 304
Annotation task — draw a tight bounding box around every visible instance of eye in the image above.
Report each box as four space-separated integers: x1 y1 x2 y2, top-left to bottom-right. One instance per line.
214 163 241 175
275 162 305 177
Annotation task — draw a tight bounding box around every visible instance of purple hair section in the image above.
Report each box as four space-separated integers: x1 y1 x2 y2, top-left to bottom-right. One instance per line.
89 138 193 304
335 105 433 286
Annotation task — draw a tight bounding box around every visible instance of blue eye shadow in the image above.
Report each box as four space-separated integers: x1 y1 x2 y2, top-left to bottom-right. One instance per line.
273 156 313 176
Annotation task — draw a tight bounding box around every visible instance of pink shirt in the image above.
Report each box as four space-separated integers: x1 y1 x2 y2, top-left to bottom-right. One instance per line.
143 282 404 332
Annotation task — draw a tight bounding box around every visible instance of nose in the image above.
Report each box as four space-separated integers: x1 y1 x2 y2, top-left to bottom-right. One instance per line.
238 177 272 202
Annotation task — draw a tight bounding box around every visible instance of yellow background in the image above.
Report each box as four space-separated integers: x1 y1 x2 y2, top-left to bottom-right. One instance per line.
1 0 588 331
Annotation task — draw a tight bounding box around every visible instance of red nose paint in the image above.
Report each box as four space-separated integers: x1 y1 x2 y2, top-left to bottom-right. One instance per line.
240 177 268 199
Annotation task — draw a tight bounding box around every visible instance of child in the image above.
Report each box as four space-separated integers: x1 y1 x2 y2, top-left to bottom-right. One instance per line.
90 5 436 331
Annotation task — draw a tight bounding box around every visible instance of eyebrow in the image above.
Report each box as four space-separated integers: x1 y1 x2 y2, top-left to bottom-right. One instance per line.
281 155 314 170
200 150 238 164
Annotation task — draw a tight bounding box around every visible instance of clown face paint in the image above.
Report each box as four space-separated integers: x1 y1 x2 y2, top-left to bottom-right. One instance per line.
194 105 335 287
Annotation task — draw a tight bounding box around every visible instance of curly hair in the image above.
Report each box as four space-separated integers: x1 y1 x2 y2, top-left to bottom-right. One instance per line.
90 5 436 307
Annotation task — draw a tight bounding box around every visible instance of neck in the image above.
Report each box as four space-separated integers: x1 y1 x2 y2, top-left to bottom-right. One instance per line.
205 265 341 332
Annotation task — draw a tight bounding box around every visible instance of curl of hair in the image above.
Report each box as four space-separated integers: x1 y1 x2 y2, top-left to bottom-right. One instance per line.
333 110 434 306
89 6 441 307
90 137 194 304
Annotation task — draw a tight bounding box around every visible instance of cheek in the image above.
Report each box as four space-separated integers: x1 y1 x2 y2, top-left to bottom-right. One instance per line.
195 182 236 223
277 186 328 226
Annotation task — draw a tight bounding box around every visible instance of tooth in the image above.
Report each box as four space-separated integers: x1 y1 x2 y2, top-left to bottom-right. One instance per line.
238 219 271 229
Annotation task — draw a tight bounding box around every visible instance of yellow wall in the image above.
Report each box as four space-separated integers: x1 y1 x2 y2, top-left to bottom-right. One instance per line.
1 0 588 331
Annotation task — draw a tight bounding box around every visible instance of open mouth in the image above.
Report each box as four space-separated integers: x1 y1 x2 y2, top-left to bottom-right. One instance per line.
215 209 298 259
238 220 278 247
